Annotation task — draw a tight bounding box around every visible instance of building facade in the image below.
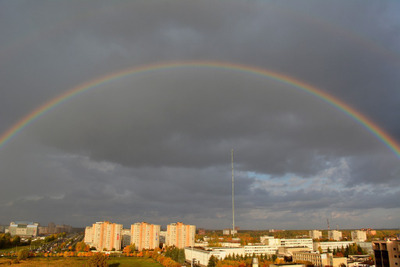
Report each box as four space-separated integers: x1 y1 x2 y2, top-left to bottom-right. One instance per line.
314 241 354 253
351 230 367 242
309 230 322 240
166 222 195 248
84 221 123 251
130 222 160 250
373 240 400 267
121 229 131 248
8 221 39 237
328 230 343 241
293 252 347 267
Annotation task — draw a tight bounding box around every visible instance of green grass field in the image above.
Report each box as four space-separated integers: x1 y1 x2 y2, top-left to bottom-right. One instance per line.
0 256 163 266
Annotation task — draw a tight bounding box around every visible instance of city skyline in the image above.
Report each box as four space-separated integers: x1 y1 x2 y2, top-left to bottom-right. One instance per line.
0 1 399 230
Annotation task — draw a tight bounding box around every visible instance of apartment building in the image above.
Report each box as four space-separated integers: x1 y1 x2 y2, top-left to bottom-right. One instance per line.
328 230 342 241
373 240 400 267
121 229 131 248
131 222 160 250
84 221 123 251
309 230 322 240
166 222 195 248
351 230 367 242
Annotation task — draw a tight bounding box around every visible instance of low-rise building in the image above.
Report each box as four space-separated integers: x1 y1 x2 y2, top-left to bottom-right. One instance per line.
245 245 278 255
260 236 313 250
314 241 355 253
293 252 347 267
280 238 313 250
185 247 245 266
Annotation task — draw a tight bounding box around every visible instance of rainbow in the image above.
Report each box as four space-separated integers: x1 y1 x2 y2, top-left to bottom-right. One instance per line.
1 61 400 159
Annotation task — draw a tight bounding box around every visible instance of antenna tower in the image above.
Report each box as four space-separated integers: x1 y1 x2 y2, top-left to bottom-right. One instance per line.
231 149 235 236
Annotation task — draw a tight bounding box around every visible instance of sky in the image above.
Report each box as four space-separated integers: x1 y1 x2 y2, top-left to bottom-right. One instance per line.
0 0 399 230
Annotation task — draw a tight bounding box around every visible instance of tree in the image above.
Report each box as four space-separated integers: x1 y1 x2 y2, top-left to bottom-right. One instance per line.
208 255 218 267
76 241 87 252
88 253 108 267
177 248 185 264
17 249 29 260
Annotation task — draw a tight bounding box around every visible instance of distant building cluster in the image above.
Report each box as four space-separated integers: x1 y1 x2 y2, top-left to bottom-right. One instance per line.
2 221 75 237
38 222 73 235
84 221 195 251
189 230 377 267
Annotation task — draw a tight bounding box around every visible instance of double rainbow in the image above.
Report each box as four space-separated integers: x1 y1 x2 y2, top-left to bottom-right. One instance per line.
1 61 399 159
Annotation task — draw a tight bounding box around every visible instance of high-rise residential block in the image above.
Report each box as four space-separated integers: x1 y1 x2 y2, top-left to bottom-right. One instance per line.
84 221 123 251
328 230 342 241
309 230 322 240
166 222 196 248
130 222 160 250
351 230 367 242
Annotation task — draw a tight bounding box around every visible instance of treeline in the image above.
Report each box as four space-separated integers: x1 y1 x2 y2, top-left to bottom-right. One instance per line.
331 243 366 257
0 233 29 249
208 253 280 267
164 247 185 264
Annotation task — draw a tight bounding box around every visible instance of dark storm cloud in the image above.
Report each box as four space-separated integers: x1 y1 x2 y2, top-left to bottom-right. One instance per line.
0 0 399 229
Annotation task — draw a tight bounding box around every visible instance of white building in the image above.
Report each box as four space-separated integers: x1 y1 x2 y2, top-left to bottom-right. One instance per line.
351 230 367 242
314 241 355 253
260 236 312 250
8 221 39 237
280 238 313 250
244 245 278 255
328 230 342 241
185 247 245 266
293 252 347 267
309 230 322 240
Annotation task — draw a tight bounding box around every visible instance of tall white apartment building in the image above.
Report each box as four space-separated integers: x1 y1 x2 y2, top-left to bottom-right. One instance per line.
84 221 123 251
131 222 160 251
351 230 367 242
309 230 322 240
328 230 342 241
166 222 195 248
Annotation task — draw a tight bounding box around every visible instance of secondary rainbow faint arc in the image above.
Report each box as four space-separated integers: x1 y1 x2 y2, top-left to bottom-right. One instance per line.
1 60 400 159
